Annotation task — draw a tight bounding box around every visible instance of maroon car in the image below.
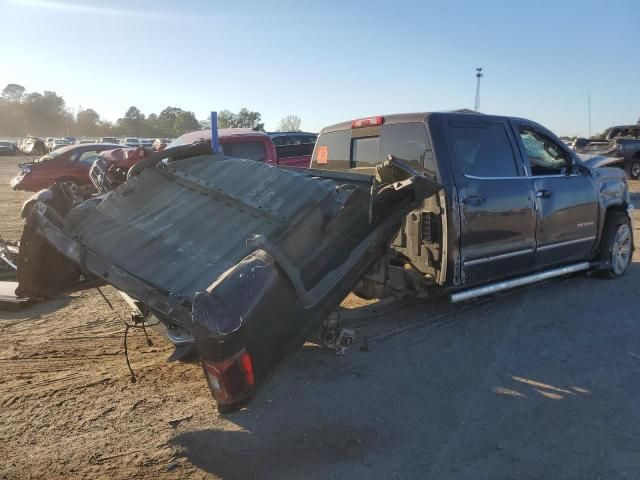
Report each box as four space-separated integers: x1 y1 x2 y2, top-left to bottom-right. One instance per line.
11 143 121 193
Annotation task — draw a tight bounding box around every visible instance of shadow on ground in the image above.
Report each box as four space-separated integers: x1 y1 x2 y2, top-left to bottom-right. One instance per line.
0 294 73 320
170 264 640 479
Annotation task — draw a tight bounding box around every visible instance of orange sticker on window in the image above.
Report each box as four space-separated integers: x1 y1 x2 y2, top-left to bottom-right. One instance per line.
316 146 328 164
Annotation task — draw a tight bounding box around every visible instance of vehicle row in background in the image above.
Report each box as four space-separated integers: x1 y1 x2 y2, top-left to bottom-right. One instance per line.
575 124 640 179
10 142 122 193
10 129 318 194
0 141 19 155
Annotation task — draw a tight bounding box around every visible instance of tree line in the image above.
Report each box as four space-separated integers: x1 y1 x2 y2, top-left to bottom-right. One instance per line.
0 83 304 138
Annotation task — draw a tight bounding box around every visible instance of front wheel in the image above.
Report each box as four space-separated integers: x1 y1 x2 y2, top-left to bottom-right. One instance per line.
58 179 79 195
625 159 640 180
597 211 632 278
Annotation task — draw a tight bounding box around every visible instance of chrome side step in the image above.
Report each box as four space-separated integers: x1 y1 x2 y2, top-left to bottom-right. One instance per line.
450 262 591 303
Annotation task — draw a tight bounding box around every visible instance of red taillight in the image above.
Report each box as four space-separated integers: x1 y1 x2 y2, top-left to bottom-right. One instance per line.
239 350 255 386
351 116 384 128
201 349 254 405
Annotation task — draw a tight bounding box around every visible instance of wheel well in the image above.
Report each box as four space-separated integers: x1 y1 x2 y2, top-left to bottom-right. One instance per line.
604 205 633 244
605 204 628 217
55 176 81 184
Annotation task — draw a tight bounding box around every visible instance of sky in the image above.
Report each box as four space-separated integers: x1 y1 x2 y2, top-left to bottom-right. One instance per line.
0 0 638 136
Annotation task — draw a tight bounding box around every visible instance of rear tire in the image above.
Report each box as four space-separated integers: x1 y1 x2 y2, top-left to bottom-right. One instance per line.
58 179 80 195
597 211 632 279
625 159 640 180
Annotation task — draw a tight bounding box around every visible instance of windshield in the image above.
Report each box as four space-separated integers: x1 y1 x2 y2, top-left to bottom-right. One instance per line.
165 130 210 149
48 149 65 159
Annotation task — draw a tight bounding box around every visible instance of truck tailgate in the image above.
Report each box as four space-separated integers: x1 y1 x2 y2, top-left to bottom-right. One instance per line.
18 154 439 407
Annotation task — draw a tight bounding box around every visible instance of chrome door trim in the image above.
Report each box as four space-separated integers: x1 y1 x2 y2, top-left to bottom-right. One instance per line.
464 248 534 266
536 236 596 252
464 173 581 181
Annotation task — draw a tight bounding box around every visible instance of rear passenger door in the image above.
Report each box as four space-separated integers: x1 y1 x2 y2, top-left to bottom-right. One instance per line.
512 122 599 268
446 117 536 284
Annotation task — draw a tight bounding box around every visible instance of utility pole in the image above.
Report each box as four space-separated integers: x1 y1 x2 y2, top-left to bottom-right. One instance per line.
587 92 591 138
474 67 483 111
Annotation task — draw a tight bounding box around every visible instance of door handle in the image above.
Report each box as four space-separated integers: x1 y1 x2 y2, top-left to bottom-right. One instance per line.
463 195 485 206
536 189 552 199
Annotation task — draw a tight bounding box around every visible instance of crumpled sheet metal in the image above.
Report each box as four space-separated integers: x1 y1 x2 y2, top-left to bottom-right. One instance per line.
60 155 365 303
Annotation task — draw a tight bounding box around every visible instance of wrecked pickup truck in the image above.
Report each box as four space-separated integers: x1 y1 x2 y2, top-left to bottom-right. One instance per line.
576 124 640 179
17 112 633 411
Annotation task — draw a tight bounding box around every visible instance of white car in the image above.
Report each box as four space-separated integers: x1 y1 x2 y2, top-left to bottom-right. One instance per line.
121 137 140 147
50 138 69 151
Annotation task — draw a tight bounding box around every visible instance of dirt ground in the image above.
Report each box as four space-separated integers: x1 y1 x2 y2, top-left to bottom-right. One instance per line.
2 155 640 479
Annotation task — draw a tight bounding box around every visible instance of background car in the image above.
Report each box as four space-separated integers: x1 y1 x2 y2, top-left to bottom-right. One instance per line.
11 142 122 193
152 138 170 151
100 136 118 144
139 138 153 148
89 146 153 193
268 131 317 165
49 138 69 152
121 137 140 147
0 141 16 156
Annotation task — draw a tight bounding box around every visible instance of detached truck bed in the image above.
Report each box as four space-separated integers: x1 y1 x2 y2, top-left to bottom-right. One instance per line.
17 151 438 411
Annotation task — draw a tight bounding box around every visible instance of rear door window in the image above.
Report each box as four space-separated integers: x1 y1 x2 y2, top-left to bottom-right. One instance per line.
449 122 520 178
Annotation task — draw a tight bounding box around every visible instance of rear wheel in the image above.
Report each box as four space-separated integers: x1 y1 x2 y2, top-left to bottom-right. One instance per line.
597 211 632 278
625 159 640 180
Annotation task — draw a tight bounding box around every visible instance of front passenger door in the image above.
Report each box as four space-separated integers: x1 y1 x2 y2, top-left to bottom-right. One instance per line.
513 123 599 268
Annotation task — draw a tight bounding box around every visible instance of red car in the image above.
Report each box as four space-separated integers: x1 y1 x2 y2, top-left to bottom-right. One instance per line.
90 129 291 193
11 143 122 193
87 129 315 194
167 128 280 164
165 128 312 167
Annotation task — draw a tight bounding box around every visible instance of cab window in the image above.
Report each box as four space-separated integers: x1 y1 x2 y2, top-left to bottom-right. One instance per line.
379 123 434 174
312 123 433 174
518 128 569 176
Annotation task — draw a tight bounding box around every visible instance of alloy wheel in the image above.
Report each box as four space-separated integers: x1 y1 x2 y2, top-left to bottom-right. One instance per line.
611 223 632 275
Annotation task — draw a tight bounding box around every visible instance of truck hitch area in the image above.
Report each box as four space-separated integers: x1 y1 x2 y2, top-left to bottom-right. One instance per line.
316 310 355 354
